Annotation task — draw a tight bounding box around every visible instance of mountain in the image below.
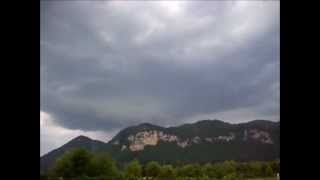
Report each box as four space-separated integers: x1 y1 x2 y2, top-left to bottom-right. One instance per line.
40 120 280 172
40 135 107 171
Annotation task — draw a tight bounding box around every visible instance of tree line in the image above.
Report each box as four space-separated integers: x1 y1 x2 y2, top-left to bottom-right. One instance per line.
41 148 279 180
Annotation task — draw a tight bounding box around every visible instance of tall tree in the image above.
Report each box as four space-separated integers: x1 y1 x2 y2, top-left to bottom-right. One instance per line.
145 161 161 179
202 163 216 178
89 152 120 178
159 164 176 180
124 159 142 180
53 148 93 178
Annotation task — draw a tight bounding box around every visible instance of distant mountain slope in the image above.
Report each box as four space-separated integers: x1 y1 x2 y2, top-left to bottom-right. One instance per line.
41 120 280 172
40 135 107 171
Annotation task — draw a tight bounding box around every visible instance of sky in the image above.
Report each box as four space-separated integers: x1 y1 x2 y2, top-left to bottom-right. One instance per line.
40 0 280 156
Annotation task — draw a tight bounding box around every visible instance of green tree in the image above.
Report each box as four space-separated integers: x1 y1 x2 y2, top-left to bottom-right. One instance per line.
124 159 142 180
145 161 161 179
213 163 225 179
198 175 210 180
40 173 48 180
159 164 176 179
222 173 239 180
223 160 237 175
190 163 202 177
269 160 280 174
209 161 236 179
261 163 274 177
177 164 193 177
53 148 93 179
202 163 216 178
236 162 250 178
248 161 263 177
88 152 120 178
176 163 202 177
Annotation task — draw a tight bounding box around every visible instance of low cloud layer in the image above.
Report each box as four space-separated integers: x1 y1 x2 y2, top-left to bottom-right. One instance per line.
40 111 116 155
41 1 279 154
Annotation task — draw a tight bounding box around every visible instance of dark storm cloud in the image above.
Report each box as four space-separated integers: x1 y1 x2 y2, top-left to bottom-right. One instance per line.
41 1 280 131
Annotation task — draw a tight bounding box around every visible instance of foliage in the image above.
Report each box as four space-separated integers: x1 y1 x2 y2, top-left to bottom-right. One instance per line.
53 148 93 178
50 148 121 180
124 159 142 180
88 152 119 178
145 161 161 178
42 148 279 180
159 164 176 179
202 163 218 178
261 163 273 177
40 173 48 180
222 173 239 180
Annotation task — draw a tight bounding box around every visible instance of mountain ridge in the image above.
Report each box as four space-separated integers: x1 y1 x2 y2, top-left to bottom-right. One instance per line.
41 119 279 172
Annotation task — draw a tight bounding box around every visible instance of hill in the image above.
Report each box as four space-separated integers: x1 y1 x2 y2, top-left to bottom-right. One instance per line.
40 119 280 172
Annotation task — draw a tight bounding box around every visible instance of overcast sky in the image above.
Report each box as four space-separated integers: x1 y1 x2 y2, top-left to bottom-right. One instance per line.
40 0 279 156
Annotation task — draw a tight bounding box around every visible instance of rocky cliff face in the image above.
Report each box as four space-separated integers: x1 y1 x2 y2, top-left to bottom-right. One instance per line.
111 121 276 152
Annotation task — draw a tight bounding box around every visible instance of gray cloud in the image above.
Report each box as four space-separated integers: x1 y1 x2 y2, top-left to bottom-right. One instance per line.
41 1 279 134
